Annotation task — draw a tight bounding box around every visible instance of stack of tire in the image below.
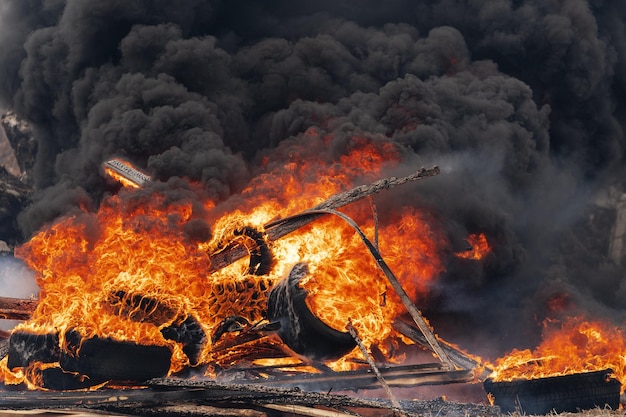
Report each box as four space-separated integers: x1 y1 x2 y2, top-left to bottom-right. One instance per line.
7 329 172 390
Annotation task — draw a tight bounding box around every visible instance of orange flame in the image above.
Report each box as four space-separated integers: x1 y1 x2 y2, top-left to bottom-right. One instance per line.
488 316 626 389
455 233 491 260
103 167 142 189
3 134 456 386
12 190 216 374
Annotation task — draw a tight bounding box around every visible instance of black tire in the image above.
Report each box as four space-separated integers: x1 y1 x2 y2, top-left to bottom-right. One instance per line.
7 331 60 369
234 226 274 275
60 331 172 383
484 369 621 414
105 290 178 326
267 262 356 360
161 315 206 366
36 365 104 390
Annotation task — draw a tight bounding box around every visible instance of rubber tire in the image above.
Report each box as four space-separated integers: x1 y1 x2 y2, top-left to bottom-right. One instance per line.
37 365 104 390
267 262 356 360
60 332 172 383
484 369 621 414
7 331 60 369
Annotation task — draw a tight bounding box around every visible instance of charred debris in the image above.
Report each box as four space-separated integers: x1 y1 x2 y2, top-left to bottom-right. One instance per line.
0 116 622 416
0 161 486 413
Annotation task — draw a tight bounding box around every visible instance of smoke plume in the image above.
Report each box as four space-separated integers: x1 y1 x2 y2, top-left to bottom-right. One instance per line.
1 0 625 356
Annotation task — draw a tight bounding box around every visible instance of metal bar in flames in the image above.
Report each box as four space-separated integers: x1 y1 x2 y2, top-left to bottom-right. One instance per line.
102 158 152 188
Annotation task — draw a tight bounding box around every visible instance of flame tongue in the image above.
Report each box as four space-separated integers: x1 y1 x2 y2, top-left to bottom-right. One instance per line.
5 136 468 386
298 207 448 349
455 233 491 260
13 189 215 372
489 316 626 388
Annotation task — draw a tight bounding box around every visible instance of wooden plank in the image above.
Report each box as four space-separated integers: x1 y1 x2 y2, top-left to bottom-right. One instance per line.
0 388 209 410
0 411 126 417
259 403 357 417
0 296 37 320
393 319 493 380
232 363 473 391
0 381 499 417
116 404 268 417
346 320 402 412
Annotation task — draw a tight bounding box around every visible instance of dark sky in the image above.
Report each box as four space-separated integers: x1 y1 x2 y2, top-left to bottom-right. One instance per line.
1 0 625 355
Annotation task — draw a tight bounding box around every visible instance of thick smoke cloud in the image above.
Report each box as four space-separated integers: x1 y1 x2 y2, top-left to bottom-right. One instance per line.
0 0 625 356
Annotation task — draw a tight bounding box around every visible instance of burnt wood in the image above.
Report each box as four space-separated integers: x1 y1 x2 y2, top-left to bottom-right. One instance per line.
346 319 402 411
0 378 499 417
239 363 474 391
0 296 37 321
393 319 492 378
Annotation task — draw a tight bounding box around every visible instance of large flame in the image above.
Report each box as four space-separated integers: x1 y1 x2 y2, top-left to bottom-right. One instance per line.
1 134 473 387
488 316 626 389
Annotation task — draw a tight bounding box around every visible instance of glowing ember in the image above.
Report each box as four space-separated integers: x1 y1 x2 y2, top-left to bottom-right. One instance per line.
488 316 626 389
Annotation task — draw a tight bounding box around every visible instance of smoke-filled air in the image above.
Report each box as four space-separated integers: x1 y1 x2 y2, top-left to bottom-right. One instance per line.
0 0 625 360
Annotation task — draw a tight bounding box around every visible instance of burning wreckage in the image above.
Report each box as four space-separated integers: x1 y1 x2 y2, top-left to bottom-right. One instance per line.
0 159 622 416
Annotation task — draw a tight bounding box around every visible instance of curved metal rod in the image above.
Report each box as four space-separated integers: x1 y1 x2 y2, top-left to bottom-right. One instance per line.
267 208 455 370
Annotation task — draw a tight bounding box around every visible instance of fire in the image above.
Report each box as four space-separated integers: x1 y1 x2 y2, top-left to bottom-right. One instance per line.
299 207 447 345
2 134 460 387
455 233 491 260
12 188 217 374
103 167 141 189
488 316 626 388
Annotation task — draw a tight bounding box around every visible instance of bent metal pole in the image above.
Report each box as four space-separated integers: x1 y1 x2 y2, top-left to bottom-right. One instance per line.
209 166 441 273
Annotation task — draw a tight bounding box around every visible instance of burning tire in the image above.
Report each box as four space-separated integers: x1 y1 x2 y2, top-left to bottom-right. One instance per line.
234 226 274 276
60 331 172 383
483 369 621 414
106 291 207 366
266 262 356 360
7 330 60 369
161 314 206 366
5 331 97 390
33 365 103 391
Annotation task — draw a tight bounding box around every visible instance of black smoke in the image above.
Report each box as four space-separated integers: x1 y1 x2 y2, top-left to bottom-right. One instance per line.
1 0 625 357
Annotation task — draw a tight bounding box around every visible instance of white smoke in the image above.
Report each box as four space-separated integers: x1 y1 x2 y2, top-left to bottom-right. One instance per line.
0 254 38 331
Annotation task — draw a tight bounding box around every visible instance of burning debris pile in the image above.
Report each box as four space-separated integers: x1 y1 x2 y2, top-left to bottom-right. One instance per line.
0 155 622 416
0 162 471 385
0 160 494 415
1 0 626 415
